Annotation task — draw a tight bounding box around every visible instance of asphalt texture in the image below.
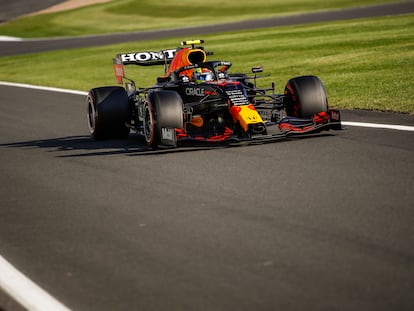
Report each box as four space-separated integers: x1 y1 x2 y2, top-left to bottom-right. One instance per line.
0 1 414 310
0 85 413 311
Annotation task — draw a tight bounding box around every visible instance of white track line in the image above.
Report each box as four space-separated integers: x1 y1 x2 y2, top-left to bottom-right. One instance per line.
342 121 414 132
0 81 87 96
0 36 23 42
1 81 413 132
0 255 71 311
0 80 412 310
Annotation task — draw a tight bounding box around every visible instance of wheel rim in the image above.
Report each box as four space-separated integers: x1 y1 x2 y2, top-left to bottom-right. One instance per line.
87 96 96 133
144 103 154 144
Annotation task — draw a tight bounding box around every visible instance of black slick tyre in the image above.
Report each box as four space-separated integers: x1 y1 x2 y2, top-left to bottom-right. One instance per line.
87 86 130 140
144 90 184 149
284 75 328 118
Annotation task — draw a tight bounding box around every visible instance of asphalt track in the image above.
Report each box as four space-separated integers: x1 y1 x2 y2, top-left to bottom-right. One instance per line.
0 2 414 311
1 84 414 311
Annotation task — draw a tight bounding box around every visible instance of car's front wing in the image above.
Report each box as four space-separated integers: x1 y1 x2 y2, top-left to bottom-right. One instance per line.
176 110 342 147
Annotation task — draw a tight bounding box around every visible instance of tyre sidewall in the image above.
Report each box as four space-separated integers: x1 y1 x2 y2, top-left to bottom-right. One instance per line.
87 86 129 140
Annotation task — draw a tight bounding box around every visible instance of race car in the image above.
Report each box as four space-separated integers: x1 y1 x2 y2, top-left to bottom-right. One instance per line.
87 39 341 149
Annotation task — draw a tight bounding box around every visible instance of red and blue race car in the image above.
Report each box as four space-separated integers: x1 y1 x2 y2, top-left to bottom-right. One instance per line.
87 39 341 149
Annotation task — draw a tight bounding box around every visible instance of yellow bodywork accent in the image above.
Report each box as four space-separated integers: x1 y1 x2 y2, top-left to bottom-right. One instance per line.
236 105 264 132
181 39 204 46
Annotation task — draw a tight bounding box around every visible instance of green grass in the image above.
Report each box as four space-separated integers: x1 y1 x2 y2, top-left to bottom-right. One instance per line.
1 14 413 113
0 0 399 38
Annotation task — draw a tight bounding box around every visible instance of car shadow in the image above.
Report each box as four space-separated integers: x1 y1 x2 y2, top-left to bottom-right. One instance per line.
0 132 335 158
0 134 229 157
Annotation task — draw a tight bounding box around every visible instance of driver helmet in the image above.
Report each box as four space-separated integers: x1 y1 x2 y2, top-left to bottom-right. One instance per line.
194 68 214 83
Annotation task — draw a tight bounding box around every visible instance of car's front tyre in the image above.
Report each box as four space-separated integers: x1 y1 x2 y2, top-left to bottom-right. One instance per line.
284 75 328 118
144 90 184 149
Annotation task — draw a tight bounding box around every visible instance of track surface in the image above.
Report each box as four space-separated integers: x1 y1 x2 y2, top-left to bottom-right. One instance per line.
0 85 413 311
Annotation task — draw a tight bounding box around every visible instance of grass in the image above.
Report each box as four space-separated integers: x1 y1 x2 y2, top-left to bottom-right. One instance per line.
1 16 413 113
0 0 399 38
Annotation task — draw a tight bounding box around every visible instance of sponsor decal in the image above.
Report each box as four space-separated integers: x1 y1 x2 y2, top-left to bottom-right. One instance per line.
185 87 205 97
119 49 176 65
330 110 341 121
113 63 124 84
226 88 249 106
204 90 217 96
161 128 174 140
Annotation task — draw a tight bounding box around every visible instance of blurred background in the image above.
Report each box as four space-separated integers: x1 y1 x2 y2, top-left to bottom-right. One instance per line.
0 0 64 22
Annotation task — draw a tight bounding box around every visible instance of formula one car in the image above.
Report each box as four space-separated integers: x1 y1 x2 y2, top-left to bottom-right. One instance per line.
87 40 341 149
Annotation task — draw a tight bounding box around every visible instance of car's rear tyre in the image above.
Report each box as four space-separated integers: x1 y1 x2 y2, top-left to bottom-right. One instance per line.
87 86 130 140
144 90 184 149
284 75 328 118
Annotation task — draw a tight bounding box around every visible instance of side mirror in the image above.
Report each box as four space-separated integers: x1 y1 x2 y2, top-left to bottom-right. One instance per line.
251 67 263 74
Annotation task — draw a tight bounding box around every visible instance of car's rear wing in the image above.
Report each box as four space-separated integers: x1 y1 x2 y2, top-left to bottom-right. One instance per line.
114 49 177 66
113 40 209 84
113 49 177 84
